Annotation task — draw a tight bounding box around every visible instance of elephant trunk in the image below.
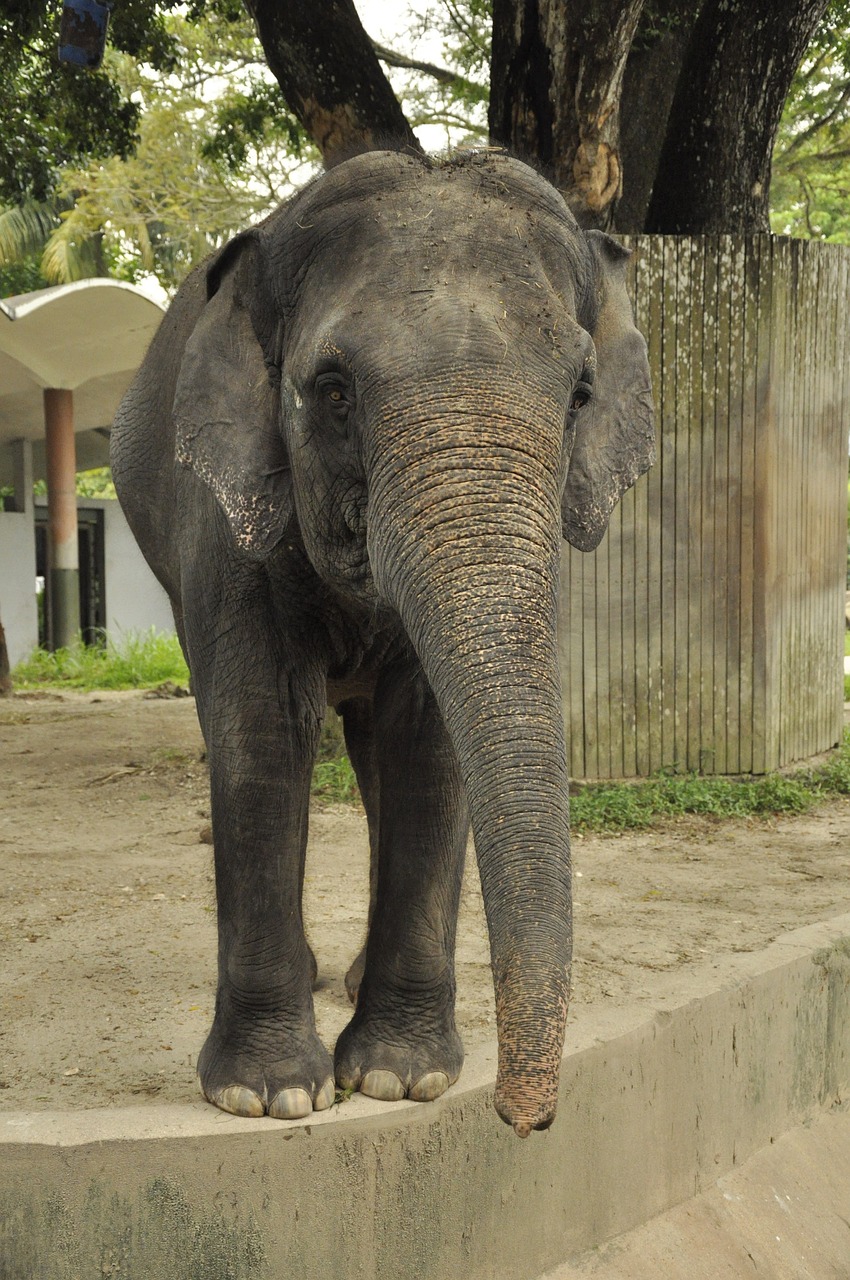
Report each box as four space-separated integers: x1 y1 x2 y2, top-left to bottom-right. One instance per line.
368 399 572 1135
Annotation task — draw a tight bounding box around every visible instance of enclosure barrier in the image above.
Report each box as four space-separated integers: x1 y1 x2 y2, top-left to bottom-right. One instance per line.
2 916 850 1279
560 235 850 778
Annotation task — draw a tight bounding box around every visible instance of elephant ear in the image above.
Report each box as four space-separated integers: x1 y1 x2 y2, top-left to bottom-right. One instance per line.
173 231 293 558
561 231 655 552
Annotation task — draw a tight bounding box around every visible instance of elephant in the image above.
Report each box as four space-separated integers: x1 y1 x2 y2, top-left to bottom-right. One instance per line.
111 149 654 1137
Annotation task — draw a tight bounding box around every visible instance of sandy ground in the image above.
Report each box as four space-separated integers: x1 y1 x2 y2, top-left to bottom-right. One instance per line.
1 690 850 1113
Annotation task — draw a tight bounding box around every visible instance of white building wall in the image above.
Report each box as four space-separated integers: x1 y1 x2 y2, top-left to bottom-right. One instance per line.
0 509 38 667
2 496 174 672
100 499 174 639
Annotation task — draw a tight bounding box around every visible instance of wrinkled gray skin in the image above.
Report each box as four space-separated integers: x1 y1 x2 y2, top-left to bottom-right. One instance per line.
112 151 654 1137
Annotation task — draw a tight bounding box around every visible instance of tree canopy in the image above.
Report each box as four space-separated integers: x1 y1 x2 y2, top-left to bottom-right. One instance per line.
1 0 849 297
0 0 314 291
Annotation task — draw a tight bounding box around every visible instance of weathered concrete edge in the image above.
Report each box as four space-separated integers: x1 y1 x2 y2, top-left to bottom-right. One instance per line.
3 912 850 1280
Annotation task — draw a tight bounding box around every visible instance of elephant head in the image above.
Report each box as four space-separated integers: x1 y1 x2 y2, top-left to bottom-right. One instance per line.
172 151 654 1134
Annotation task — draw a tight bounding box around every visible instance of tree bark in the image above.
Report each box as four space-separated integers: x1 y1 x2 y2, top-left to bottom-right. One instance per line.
645 0 832 233
0 618 12 696
616 0 700 233
489 0 646 229
244 0 421 165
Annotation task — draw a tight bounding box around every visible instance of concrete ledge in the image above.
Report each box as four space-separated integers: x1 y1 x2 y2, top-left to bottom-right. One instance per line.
3 914 850 1279
545 1107 850 1278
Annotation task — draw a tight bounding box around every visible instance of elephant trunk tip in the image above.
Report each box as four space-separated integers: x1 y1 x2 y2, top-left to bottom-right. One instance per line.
495 1086 559 1138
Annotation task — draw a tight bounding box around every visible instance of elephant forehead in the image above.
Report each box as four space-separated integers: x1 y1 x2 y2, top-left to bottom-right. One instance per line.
287 289 590 398
279 164 586 317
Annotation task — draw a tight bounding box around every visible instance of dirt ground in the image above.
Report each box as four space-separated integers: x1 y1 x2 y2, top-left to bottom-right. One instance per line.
2 690 850 1113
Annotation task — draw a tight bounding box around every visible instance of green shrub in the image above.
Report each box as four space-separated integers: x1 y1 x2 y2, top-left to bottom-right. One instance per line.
571 729 850 834
12 629 189 691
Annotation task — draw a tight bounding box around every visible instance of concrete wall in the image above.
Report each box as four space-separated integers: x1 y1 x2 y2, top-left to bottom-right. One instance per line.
0 495 174 669
0 508 37 668
2 915 849 1280
91 497 174 639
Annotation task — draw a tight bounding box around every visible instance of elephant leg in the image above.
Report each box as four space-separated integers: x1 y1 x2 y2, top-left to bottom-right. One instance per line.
334 663 469 1103
337 697 380 1004
187 576 334 1120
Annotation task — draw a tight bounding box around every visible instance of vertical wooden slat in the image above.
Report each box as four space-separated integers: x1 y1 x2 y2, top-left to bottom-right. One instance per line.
615 238 638 778
659 237 679 770
740 237 762 771
713 238 734 772
593 493 612 778
581 546 600 779
557 547 576 777
644 236 665 774
735 238 753 771
564 543 584 780
617 484 637 777
716 239 737 768
766 237 784 766
804 241 818 759
671 238 691 771
686 237 704 770
787 237 803 759
837 250 850 743
699 238 720 773
631 234 655 778
754 235 779 771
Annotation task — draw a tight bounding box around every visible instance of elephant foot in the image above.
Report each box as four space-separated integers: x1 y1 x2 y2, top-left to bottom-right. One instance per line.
197 1012 334 1120
334 1006 464 1104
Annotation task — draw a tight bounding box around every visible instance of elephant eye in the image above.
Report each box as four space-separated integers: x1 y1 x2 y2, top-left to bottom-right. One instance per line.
315 373 353 426
569 380 594 415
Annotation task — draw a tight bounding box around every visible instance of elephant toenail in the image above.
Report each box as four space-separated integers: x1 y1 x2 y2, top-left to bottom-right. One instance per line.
314 1077 336 1111
409 1071 449 1102
360 1069 405 1101
268 1087 313 1120
215 1085 265 1117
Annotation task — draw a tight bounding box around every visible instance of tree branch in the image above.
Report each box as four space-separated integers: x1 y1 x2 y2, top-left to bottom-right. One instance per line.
372 40 473 89
779 78 850 160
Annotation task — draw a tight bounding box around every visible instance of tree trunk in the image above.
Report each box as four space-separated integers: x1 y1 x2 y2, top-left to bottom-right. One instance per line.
0 618 12 696
244 0 421 165
616 0 700 233
644 0 832 234
489 0 645 229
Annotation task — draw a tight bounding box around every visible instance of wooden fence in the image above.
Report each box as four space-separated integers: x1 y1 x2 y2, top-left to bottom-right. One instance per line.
559 236 850 778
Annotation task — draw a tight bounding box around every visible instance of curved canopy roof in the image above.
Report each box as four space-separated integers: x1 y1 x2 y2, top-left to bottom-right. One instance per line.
0 279 165 482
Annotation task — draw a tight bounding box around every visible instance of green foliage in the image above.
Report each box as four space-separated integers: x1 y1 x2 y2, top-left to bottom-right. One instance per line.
311 756 361 805
312 708 361 804
770 0 850 241
571 730 850 834
75 468 117 499
31 469 116 499
0 7 316 290
0 1 176 206
0 251 49 297
12 629 189 691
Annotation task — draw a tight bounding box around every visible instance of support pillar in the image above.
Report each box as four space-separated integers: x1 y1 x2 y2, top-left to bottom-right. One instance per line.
43 388 80 649
8 438 33 515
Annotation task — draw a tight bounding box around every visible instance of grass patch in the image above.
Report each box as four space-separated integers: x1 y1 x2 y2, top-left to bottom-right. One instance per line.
12 629 189 691
311 756 361 805
312 708 360 804
571 729 850 834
